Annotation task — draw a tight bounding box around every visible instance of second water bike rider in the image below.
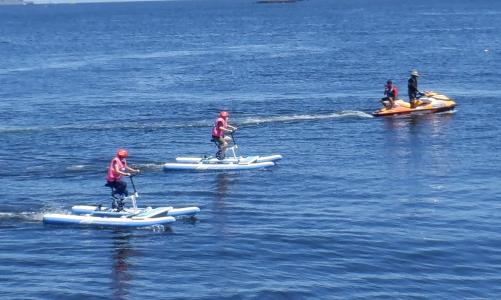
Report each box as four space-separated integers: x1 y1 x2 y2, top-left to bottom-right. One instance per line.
105 148 140 211
211 111 237 160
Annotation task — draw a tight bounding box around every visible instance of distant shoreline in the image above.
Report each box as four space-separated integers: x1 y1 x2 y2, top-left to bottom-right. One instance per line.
1 0 301 6
1 0 177 5
0 0 34 5
257 0 298 3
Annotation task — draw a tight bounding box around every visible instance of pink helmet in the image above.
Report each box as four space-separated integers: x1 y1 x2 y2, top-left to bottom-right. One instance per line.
117 149 128 158
219 111 229 118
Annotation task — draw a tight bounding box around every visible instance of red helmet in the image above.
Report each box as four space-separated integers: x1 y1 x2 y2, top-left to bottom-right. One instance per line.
219 111 229 118
117 149 128 158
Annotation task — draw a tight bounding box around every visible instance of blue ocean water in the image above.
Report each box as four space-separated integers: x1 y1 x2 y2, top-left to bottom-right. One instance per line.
1 0 501 298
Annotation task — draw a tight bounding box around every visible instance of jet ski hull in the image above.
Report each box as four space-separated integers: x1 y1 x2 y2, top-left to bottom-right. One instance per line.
373 92 456 117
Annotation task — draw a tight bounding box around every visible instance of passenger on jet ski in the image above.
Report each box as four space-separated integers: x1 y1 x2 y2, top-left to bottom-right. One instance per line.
408 70 421 108
105 149 139 210
381 80 398 109
211 111 237 160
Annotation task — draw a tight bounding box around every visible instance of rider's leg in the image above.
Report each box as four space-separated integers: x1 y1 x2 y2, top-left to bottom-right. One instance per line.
108 180 128 211
389 97 395 108
218 140 228 159
106 181 118 209
215 137 228 159
409 92 417 108
114 180 128 197
381 97 390 109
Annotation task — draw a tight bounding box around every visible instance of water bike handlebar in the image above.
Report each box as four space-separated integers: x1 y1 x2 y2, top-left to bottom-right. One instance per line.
126 169 140 177
230 131 237 146
129 173 139 194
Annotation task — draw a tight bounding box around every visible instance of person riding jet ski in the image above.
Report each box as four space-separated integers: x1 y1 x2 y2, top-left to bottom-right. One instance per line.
408 70 421 108
381 80 398 109
211 111 237 160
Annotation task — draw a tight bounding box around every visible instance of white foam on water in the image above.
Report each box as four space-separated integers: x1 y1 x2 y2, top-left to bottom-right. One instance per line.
66 165 88 171
0 112 374 134
136 163 166 171
435 109 457 115
239 111 373 125
0 211 47 222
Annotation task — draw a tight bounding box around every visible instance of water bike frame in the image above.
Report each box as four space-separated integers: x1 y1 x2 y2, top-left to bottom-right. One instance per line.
213 132 240 160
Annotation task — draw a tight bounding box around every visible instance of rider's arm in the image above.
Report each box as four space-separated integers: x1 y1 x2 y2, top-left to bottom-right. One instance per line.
220 126 235 133
227 124 237 131
126 165 139 174
114 162 130 176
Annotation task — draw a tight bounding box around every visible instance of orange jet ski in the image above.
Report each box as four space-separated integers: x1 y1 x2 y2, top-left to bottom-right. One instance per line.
373 91 456 117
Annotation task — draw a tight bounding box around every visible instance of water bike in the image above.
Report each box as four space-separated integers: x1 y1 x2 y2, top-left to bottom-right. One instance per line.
43 176 200 227
164 132 282 171
373 91 456 117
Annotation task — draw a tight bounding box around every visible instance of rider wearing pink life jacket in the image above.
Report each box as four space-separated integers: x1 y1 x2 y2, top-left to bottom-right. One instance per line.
105 149 139 206
381 79 398 109
212 111 237 159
